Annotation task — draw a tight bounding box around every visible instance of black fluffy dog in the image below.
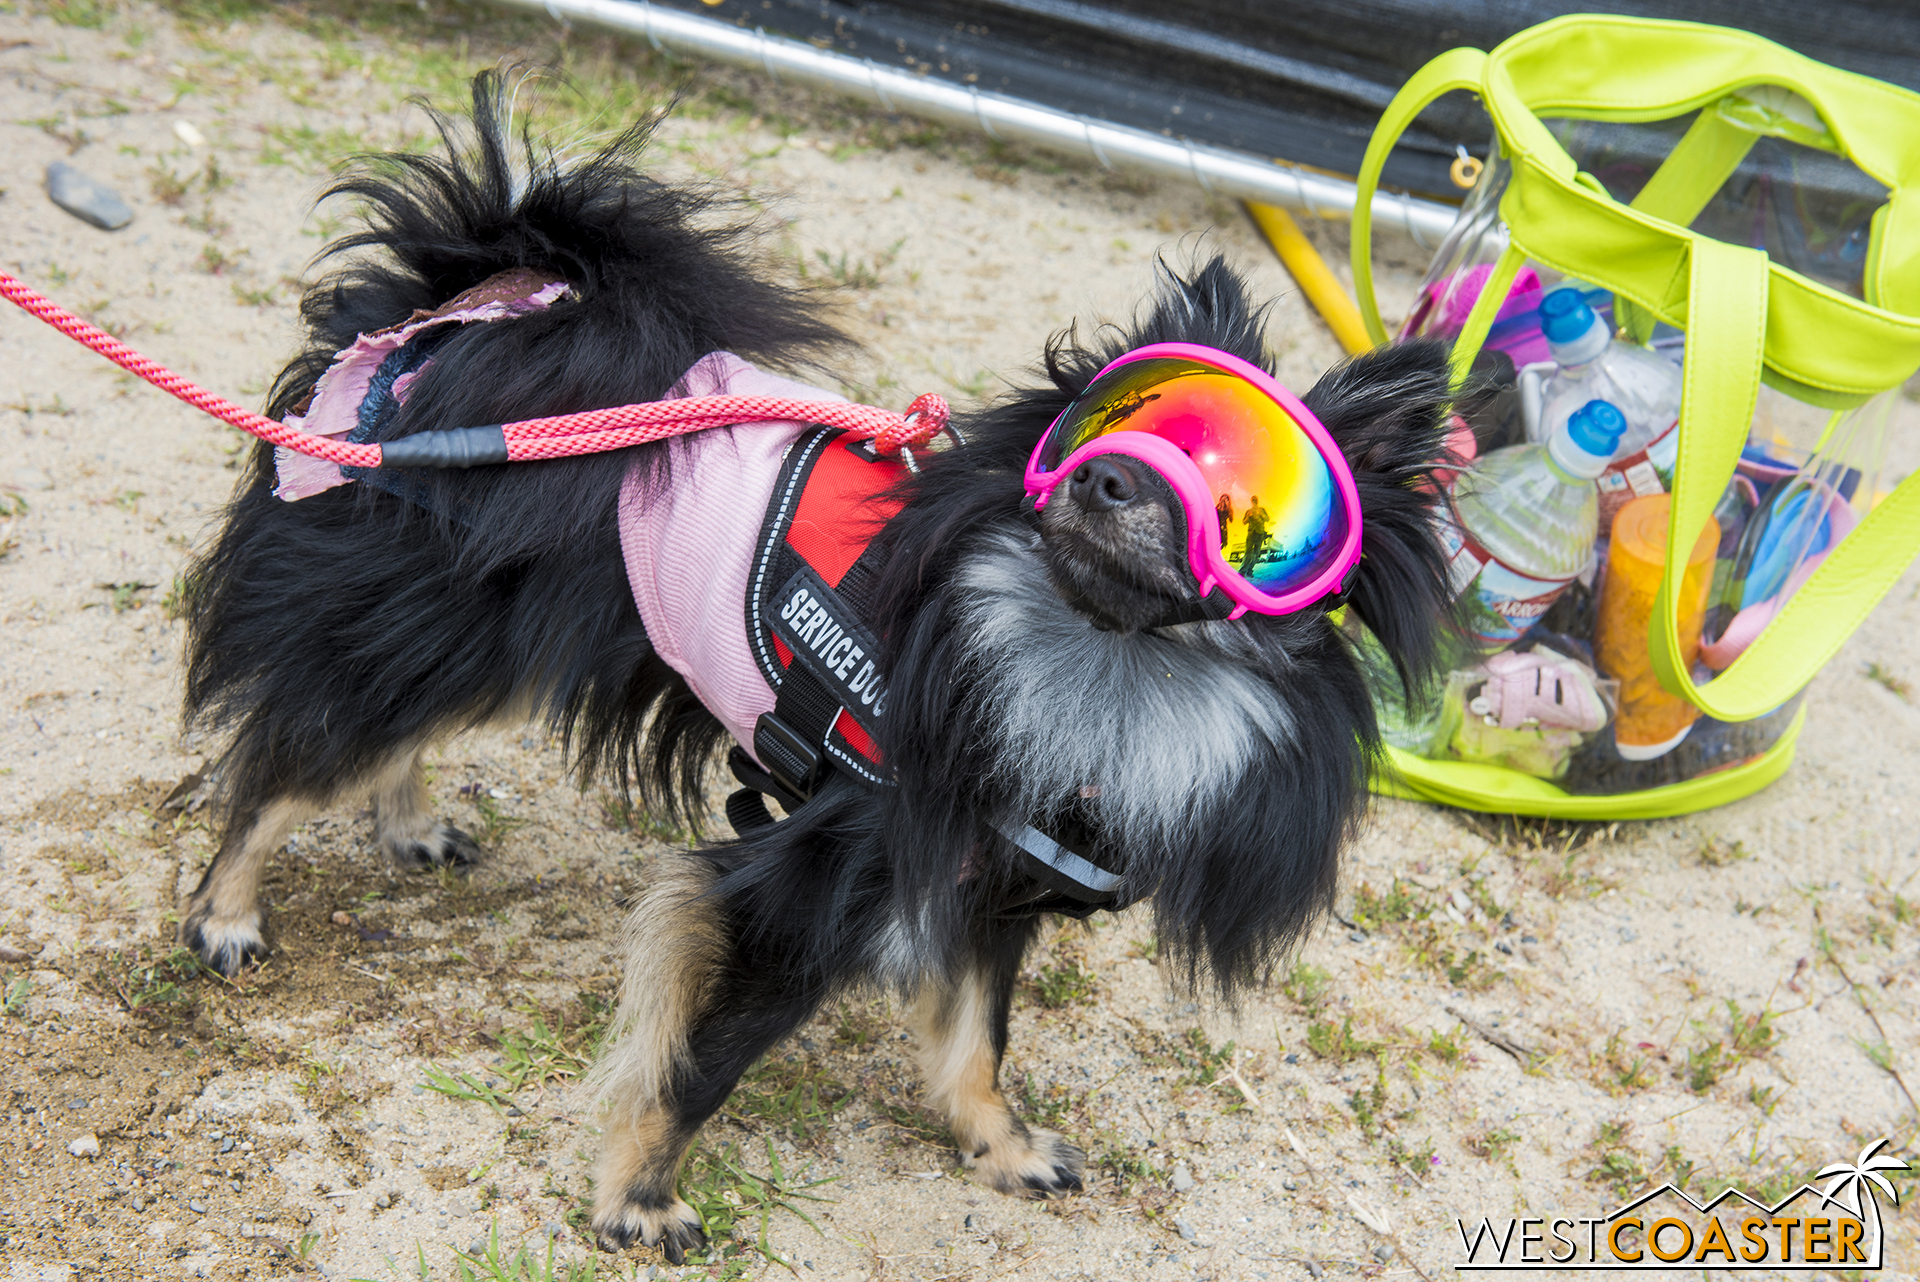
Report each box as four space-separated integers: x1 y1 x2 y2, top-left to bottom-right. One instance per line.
181 76 1456 1259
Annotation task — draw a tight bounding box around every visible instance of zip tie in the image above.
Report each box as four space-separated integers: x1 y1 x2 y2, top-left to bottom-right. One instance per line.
969 85 999 141
1184 137 1213 194
1290 162 1317 222
866 59 894 113
1400 189 1429 252
1083 117 1114 171
756 27 780 82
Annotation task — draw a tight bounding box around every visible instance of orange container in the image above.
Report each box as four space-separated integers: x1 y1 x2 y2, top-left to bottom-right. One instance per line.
1593 494 1719 759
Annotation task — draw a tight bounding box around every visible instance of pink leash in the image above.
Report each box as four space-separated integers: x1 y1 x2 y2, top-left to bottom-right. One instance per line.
0 269 951 468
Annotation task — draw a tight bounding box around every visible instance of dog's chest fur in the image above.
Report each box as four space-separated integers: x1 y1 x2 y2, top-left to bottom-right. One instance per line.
950 526 1298 851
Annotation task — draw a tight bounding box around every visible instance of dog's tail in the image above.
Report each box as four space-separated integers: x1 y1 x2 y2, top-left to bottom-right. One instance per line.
1302 340 1461 704
184 71 850 826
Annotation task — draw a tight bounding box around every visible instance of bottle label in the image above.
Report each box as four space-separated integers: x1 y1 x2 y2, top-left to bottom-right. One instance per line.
1596 420 1677 531
1443 524 1581 645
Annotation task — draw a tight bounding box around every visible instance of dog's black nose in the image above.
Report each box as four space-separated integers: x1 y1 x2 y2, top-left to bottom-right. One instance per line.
1067 456 1140 512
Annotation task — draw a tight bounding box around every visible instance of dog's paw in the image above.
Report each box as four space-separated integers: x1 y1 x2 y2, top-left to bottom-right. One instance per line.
965 1127 1086 1198
385 823 482 871
181 907 268 977
592 1191 706 1262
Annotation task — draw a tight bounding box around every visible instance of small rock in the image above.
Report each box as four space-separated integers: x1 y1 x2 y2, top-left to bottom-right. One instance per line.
1284 1053 1299 1065
1521 933 1539 944
1347 930 1367 943
1170 1163 1195 1193
1306 1261 1325 1279
1174 1218 1197 1242
130 1197 145 1213
68 1133 100 1158
46 161 133 230
173 120 206 148
467 1238 489 1257
219 1138 235 1154
505 1106 525 1118
1494 941 1514 956
331 911 352 926
1373 1244 1395 1262
373 1192 390 1209
963 1214 979 1230
1282 1179 1298 1191
188 1197 209 1214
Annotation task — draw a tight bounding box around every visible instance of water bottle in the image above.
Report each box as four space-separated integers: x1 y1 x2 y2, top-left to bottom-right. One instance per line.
1446 400 1627 648
1534 288 1684 529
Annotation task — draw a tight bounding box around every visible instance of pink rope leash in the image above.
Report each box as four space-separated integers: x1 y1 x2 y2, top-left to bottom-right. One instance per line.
0 269 950 468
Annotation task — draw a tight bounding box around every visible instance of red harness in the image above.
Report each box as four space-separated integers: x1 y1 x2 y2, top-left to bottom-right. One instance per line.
731 429 908 817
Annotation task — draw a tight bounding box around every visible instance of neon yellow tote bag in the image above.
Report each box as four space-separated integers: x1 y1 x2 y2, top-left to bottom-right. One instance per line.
1348 15 1920 818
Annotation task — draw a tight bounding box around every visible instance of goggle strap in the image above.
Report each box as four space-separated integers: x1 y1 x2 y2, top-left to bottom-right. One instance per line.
1145 590 1241 629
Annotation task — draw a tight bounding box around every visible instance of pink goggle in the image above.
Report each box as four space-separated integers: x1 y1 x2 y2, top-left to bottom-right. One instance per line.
1023 343 1363 618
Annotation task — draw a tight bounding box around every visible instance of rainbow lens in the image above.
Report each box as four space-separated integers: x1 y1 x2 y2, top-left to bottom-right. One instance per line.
1036 356 1347 596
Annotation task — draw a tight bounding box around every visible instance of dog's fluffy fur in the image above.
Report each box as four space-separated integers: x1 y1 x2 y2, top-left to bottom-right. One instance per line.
180 76 1456 1259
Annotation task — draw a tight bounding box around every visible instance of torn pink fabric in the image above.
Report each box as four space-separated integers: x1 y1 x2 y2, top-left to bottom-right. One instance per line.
619 352 847 757
272 274 569 501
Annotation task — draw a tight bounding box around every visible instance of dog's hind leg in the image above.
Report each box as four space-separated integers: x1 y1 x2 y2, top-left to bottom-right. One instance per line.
369 746 482 870
588 855 832 1261
181 794 312 976
910 918 1085 1197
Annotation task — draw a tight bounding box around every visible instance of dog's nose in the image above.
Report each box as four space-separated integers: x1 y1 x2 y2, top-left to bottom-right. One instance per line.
1067 455 1140 512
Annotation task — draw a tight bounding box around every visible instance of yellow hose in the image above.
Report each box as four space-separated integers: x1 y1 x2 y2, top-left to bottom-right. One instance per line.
1245 201 1374 356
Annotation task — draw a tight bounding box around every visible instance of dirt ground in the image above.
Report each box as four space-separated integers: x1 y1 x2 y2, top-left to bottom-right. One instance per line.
3 2 1920 1280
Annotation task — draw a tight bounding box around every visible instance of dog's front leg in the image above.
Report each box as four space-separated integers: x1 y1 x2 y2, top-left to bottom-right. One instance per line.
589 855 832 1261
910 919 1085 1197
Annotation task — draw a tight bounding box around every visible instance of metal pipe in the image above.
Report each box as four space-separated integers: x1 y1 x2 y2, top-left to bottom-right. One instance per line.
486 0 1462 242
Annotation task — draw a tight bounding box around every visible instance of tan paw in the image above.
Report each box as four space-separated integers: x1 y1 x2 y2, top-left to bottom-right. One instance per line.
964 1125 1085 1197
181 906 267 977
592 1190 706 1263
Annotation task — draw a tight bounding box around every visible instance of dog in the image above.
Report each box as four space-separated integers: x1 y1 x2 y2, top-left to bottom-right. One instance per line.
177 75 1457 1259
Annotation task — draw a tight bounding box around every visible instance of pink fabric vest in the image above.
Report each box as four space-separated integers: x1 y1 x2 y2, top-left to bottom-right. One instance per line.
618 353 848 755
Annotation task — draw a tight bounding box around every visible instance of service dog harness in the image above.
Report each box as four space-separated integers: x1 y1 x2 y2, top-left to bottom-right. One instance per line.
0 262 1129 919
619 353 1133 916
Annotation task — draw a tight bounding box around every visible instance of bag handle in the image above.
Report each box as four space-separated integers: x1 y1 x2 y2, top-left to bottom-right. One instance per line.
1351 47 1489 349
1650 238 1920 720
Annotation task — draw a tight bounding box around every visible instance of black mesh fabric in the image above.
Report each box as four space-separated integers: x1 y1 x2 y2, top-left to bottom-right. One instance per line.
640 0 1920 198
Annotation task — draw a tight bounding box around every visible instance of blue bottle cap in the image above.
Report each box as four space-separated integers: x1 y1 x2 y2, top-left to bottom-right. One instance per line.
1566 399 1627 458
1539 287 1596 345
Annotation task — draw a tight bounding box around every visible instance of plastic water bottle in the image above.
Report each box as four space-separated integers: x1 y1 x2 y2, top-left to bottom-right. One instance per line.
1446 400 1627 648
1534 288 1684 528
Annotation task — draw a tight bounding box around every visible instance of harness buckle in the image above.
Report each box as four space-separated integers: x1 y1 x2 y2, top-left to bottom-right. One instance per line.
752 713 824 805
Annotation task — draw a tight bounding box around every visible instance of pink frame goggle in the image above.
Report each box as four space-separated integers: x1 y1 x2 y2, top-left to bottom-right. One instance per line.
1023 342 1363 618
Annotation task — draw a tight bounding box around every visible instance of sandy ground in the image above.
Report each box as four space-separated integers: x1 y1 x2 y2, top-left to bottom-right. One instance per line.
3 3 1920 1280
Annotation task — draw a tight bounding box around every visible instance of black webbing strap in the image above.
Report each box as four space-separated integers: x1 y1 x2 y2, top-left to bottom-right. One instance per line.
732 536 895 829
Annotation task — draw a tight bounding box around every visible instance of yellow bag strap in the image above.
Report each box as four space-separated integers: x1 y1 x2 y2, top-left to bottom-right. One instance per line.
1648 238 1920 720
1351 47 1489 349
1615 108 1761 344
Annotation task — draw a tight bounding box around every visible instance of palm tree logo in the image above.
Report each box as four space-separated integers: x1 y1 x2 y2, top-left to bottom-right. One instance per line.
1816 1138 1908 1265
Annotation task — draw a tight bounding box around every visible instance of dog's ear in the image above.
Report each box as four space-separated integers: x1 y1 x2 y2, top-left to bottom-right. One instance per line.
1302 340 1459 699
